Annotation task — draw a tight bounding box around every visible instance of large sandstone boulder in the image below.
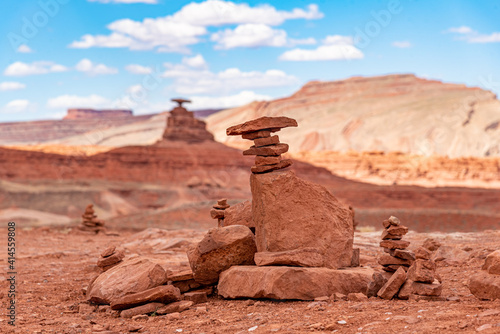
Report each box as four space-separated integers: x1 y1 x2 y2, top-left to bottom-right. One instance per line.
218 266 373 300
468 270 500 300
251 170 353 269
87 257 167 304
187 225 257 285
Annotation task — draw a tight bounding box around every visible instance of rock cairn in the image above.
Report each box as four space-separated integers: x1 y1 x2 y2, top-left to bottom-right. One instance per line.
162 98 214 143
376 216 443 300
79 204 105 233
378 216 414 273
210 198 230 228
97 246 125 272
226 116 298 173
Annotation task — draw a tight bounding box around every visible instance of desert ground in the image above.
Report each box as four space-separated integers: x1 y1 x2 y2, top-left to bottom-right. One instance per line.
1 225 500 334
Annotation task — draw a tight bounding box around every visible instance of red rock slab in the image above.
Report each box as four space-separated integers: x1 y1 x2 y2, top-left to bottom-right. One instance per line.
251 159 293 174
226 116 298 136
87 257 167 305
110 285 181 310
167 270 193 282
183 291 208 304
243 143 289 156
381 225 408 240
380 239 410 250
97 249 125 268
366 271 393 297
392 249 416 261
382 264 409 272
218 266 373 300
414 247 431 260
120 302 165 318
187 225 257 285
156 300 193 315
377 266 407 300
254 248 324 267
172 279 201 293
378 254 413 266
210 208 225 219
468 270 500 300
407 259 436 283
255 155 281 166
242 130 271 140
213 199 230 210
254 135 280 147
101 246 116 258
482 250 500 275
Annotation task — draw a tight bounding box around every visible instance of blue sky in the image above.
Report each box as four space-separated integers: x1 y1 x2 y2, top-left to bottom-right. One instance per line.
0 0 499 122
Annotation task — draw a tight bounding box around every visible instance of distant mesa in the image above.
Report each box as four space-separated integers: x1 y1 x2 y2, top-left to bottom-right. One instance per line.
161 98 215 143
64 109 133 120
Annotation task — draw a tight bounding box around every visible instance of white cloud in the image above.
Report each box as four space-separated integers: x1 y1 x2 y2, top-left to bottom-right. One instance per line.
17 44 33 53
69 18 206 53
279 35 363 61
172 1 323 26
211 24 288 49
446 26 472 34
125 64 153 74
189 90 272 109
163 62 299 95
75 58 118 75
88 0 158 3
47 94 110 109
2 99 34 114
69 1 323 52
446 26 500 43
4 61 68 76
467 32 500 43
0 82 26 91
392 41 412 48
182 54 208 69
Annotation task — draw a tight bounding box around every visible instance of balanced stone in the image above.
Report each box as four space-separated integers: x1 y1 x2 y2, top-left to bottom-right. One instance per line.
380 239 410 250
381 225 409 240
243 143 289 156
242 130 271 140
110 285 181 310
378 254 413 267
226 116 298 136
254 135 280 147
255 156 281 166
407 259 436 283
210 209 225 219
251 159 292 174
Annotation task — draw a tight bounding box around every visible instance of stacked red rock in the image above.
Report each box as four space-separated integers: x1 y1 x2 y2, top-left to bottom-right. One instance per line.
79 204 105 233
210 199 230 228
97 246 125 272
398 246 443 300
226 116 298 174
378 216 414 273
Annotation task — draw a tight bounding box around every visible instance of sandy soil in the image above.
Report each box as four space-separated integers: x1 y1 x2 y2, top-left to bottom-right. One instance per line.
1 226 500 334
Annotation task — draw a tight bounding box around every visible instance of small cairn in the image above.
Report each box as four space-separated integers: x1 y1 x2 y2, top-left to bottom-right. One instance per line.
79 204 105 233
210 199 230 228
398 246 443 300
378 216 414 272
376 216 443 300
226 116 298 173
97 246 125 272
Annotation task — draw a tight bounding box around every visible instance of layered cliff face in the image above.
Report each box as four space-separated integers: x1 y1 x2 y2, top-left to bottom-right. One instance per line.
64 109 133 120
206 74 500 157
